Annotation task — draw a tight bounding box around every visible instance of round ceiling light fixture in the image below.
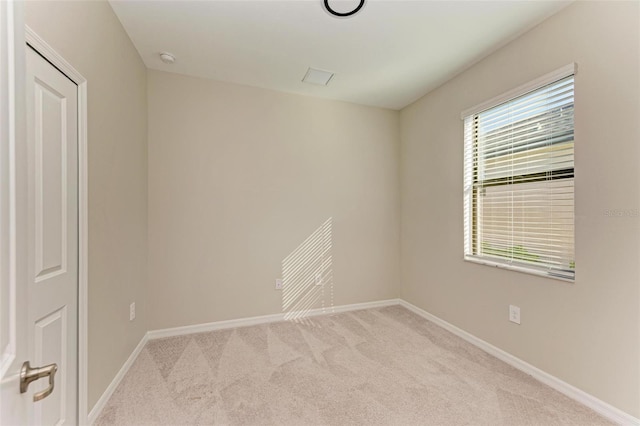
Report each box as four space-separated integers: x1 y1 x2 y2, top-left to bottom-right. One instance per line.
324 0 365 17
159 52 176 64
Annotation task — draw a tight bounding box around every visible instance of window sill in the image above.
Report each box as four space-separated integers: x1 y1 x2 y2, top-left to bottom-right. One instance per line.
464 256 575 283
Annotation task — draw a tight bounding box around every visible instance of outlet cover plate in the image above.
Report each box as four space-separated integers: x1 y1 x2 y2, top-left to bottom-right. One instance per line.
129 302 136 321
509 305 520 324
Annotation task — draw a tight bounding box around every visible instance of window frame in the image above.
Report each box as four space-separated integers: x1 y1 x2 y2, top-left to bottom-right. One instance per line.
462 64 577 282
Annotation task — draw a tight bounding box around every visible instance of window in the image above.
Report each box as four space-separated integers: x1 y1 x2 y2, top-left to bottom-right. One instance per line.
463 66 575 281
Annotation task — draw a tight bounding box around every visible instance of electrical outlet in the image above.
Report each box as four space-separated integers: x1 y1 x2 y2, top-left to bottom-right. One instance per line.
129 302 136 321
509 305 520 324
315 272 322 286
275 279 283 290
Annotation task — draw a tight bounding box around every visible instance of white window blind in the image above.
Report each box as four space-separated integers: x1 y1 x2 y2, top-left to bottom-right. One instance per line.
463 73 575 281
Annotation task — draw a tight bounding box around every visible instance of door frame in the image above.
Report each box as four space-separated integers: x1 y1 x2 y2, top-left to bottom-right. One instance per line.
24 26 89 424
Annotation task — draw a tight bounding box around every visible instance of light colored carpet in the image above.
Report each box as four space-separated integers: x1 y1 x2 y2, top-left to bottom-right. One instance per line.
95 306 610 425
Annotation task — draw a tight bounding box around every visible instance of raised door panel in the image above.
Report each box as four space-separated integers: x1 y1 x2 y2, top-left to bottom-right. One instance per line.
33 79 67 282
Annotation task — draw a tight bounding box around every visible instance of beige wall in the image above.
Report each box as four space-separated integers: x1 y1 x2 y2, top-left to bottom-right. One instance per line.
25 1 148 410
148 70 400 330
400 1 639 417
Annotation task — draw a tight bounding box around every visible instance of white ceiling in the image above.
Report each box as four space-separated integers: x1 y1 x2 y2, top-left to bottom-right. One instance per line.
109 0 571 110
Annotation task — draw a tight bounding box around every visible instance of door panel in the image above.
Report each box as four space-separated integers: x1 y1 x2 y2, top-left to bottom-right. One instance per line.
34 307 67 425
34 78 67 281
25 45 78 425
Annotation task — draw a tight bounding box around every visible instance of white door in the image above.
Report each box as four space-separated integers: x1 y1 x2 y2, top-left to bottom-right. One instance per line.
0 32 78 425
25 44 79 425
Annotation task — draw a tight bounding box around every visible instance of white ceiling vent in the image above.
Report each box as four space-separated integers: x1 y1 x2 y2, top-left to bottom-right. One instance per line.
302 68 334 86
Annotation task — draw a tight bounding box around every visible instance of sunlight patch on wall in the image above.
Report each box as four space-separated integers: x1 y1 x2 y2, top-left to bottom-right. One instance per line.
281 217 333 323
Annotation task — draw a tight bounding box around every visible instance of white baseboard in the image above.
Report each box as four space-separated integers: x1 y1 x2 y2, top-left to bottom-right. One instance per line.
398 299 639 426
147 298 401 340
87 333 149 425
87 298 638 426
87 298 400 423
